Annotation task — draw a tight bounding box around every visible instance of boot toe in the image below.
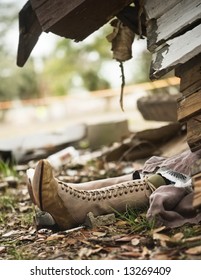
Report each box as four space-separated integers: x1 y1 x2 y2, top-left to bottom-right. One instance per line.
31 159 54 210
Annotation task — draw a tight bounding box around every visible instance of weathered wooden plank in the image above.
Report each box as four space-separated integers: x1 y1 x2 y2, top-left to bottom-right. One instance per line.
30 0 85 31
17 1 42 67
30 0 133 41
175 53 201 96
178 90 201 122
147 0 201 51
150 24 201 79
144 0 178 20
192 173 201 209
187 116 201 151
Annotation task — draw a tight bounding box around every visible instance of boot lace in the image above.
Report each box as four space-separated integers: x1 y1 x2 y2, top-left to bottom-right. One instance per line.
58 176 152 201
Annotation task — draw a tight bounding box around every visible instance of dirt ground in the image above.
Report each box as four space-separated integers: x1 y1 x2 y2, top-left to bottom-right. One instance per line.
1 149 201 260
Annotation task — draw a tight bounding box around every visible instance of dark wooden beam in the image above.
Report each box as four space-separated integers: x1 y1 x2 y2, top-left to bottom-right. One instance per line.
30 0 133 41
17 1 42 67
17 0 133 66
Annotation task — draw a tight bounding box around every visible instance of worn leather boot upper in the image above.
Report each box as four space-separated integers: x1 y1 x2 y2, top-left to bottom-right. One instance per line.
31 160 166 229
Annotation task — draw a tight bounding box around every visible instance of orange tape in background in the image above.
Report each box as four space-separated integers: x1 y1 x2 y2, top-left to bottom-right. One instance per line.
0 77 180 110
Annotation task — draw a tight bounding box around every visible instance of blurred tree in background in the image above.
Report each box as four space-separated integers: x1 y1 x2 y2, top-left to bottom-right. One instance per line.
0 1 40 101
41 27 112 95
41 27 151 96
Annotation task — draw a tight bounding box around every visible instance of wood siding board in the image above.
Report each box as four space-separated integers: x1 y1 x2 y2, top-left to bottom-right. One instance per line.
147 0 201 51
150 24 201 79
144 0 178 20
192 172 201 208
177 90 201 122
181 82 201 97
187 117 201 152
175 53 201 96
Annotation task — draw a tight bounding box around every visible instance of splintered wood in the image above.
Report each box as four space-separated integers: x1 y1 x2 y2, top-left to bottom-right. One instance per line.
143 0 201 80
150 24 201 79
146 0 201 51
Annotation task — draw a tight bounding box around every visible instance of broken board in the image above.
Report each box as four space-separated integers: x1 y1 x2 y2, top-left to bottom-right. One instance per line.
150 24 201 79
146 0 201 51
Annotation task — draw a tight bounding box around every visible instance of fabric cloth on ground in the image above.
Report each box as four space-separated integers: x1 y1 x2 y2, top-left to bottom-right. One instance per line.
142 149 201 228
147 185 201 228
142 149 201 176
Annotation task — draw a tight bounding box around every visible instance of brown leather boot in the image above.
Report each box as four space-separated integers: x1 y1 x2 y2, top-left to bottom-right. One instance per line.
30 159 166 230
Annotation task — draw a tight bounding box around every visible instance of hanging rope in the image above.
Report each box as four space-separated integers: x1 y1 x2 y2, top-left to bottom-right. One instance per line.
106 19 135 111
119 61 125 111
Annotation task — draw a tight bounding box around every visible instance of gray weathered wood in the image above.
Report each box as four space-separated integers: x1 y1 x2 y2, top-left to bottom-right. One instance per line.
144 0 178 20
150 24 201 79
147 0 201 51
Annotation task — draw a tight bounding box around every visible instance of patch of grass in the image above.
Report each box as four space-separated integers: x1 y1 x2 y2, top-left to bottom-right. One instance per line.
19 212 34 227
173 224 201 239
0 160 18 178
1 239 35 260
115 207 156 233
0 195 17 211
7 246 25 260
0 212 7 224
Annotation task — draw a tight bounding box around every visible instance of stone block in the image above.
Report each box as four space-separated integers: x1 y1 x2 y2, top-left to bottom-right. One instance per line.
87 119 130 150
